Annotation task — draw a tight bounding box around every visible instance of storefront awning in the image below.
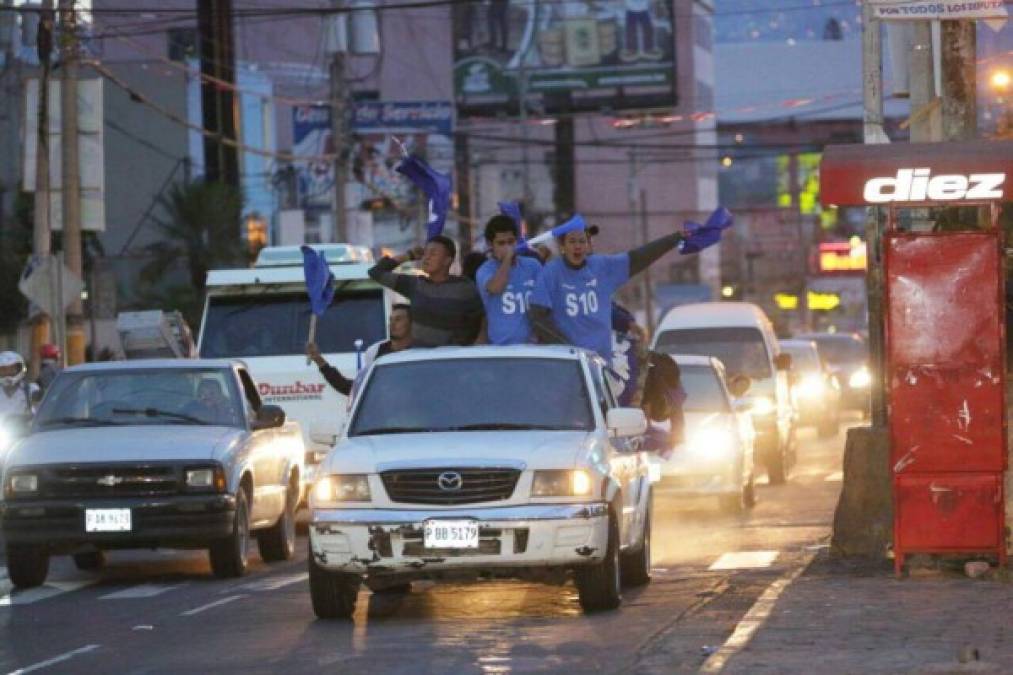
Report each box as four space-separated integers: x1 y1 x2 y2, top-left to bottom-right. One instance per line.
820 140 1013 206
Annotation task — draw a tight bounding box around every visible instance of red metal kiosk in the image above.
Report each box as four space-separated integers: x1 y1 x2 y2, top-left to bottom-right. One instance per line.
821 140 1013 573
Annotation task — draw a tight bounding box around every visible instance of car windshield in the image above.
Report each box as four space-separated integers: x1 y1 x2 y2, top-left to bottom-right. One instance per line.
680 365 730 412
656 328 772 380
35 368 243 430
805 336 866 366
781 344 821 373
350 358 595 436
200 290 385 358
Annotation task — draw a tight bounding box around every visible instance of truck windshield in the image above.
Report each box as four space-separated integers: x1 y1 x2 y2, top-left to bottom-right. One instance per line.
656 328 772 381
350 358 596 436
35 368 243 430
680 365 730 412
200 290 385 358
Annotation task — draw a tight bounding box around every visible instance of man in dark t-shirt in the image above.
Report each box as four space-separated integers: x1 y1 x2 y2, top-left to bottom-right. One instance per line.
368 235 485 347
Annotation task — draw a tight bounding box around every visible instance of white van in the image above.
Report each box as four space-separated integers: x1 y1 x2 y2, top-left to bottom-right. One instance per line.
198 245 397 480
651 302 795 484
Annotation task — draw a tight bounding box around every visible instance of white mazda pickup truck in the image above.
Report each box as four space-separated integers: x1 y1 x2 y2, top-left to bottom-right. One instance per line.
308 345 653 619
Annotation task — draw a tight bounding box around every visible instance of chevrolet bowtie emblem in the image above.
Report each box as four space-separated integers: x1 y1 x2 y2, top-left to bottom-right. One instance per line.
97 475 124 487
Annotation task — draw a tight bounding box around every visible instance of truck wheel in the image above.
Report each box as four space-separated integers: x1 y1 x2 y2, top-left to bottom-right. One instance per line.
209 488 251 578
309 545 360 619
620 497 652 588
574 509 622 612
258 481 297 562
7 545 49 588
742 475 757 508
766 447 787 485
73 551 106 571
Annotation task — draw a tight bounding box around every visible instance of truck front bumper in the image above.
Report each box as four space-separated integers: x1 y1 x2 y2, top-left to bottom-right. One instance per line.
1 494 236 552
309 502 609 575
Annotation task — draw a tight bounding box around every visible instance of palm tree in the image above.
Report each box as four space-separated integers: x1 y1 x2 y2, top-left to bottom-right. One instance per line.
143 179 247 290
140 180 248 327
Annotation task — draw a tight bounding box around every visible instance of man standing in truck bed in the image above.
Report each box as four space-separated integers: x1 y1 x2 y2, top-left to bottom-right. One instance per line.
368 235 485 347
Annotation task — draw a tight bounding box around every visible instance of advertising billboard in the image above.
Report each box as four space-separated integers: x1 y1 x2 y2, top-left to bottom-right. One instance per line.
452 0 677 116
291 101 454 210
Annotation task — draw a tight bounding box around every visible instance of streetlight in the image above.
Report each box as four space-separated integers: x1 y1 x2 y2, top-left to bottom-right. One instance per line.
990 69 1010 92
988 68 1011 138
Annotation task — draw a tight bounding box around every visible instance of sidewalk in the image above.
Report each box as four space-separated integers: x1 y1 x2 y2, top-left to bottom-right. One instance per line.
720 553 1012 674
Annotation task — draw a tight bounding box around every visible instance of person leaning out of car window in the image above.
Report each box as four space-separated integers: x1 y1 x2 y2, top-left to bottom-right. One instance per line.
306 303 414 396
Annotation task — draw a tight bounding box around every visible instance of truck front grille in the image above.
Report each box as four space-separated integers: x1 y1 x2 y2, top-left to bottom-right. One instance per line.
42 464 180 499
380 468 520 506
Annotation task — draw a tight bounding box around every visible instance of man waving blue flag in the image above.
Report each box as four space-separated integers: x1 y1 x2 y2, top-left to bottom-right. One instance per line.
530 208 733 363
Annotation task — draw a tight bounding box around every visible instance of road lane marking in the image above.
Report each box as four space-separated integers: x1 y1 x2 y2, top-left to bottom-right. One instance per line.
99 583 186 600
708 551 779 571
1 581 93 607
824 471 843 482
180 594 247 617
240 572 308 592
698 551 816 673
5 644 101 674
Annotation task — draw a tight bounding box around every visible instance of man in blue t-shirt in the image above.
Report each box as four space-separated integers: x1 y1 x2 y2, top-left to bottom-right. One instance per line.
530 223 687 363
476 215 543 345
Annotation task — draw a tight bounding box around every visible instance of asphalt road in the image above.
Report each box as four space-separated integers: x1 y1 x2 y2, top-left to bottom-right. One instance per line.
0 420 852 675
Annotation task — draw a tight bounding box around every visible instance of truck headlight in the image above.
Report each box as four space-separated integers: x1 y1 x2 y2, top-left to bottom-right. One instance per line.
849 368 872 389
6 473 38 497
313 474 371 504
531 470 593 497
796 375 825 400
185 467 226 492
687 428 735 458
750 396 776 416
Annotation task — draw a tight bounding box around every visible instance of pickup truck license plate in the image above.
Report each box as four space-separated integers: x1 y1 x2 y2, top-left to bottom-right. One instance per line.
423 520 479 549
85 509 132 533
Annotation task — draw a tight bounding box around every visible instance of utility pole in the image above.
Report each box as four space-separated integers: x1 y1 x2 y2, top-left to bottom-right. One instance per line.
639 188 653 331
940 20 976 141
59 0 84 365
908 21 941 142
31 0 54 376
454 132 473 254
861 2 887 428
330 45 348 243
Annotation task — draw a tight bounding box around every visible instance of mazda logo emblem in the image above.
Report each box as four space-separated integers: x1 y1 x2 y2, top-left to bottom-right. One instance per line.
437 471 463 492
96 475 124 487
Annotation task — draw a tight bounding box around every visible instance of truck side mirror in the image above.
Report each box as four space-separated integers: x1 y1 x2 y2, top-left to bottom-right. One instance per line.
774 353 792 372
727 374 752 398
253 405 286 430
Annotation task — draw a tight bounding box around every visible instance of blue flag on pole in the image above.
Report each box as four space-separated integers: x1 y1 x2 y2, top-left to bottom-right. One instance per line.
526 213 588 247
300 245 336 316
679 207 734 255
498 201 522 227
396 155 452 240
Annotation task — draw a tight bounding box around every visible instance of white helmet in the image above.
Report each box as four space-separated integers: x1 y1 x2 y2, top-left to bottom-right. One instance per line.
0 351 27 389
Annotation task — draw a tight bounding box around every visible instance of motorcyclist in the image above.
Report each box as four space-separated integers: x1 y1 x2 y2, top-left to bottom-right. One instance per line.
1 351 36 417
37 343 62 392
1 351 38 452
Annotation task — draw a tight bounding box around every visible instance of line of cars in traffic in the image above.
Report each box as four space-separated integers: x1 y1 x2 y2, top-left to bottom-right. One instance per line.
0 243 870 620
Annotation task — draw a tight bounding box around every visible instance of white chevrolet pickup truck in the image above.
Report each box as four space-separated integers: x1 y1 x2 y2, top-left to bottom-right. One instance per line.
307 346 653 619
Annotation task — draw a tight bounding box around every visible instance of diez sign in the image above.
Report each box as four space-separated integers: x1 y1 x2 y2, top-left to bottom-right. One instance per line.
863 169 1006 204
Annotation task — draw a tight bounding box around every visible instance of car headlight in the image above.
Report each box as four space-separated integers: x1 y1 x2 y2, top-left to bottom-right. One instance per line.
849 368 872 389
750 396 776 416
5 473 38 497
185 467 226 492
796 375 825 400
531 469 594 497
313 474 371 505
686 428 735 458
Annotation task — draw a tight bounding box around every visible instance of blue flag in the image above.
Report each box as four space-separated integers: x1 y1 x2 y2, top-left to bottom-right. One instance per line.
300 245 335 317
396 155 452 240
679 207 734 255
526 213 588 247
498 201 522 227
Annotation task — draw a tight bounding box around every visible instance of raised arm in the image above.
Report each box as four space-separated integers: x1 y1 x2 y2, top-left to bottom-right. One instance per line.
367 247 422 295
485 248 514 295
628 232 684 277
